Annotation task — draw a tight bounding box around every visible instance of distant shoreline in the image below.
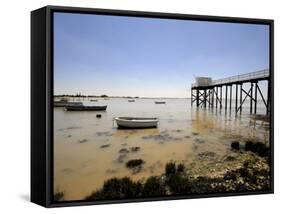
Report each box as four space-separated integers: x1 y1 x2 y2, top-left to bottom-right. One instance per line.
54 95 189 99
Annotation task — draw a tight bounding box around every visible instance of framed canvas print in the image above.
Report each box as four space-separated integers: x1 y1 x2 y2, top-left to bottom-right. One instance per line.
31 5 274 207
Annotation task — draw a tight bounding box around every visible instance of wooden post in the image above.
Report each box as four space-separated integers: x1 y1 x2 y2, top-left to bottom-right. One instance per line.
229 85 232 111
220 86 222 109
191 89 193 106
240 84 243 113
204 89 207 108
196 89 199 107
216 87 218 108
235 84 238 113
254 82 258 114
208 89 211 108
225 85 228 110
250 82 253 114
212 88 214 107
267 80 270 115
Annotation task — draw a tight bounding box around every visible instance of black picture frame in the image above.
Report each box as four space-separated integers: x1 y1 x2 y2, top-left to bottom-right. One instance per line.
31 5 274 208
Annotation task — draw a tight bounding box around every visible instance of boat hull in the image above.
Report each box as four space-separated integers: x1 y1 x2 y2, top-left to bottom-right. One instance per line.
115 117 158 128
54 102 83 107
65 105 107 111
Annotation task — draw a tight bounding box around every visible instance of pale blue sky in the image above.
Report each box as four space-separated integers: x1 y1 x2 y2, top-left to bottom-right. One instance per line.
54 12 269 98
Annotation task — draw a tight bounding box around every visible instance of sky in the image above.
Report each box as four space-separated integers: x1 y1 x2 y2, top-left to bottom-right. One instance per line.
54 12 269 98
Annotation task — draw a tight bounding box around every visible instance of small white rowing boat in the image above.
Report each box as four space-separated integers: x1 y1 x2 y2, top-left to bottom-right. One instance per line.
114 117 158 128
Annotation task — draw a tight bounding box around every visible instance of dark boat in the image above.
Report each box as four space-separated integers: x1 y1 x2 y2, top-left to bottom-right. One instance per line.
128 99 135 102
65 105 107 111
54 100 83 107
155 101 166 104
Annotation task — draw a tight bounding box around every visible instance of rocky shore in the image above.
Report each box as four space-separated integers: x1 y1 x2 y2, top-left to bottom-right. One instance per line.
83 140 270 201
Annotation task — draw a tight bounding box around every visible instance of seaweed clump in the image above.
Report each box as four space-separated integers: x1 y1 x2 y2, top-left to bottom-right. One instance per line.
126 159 144 168
230 140 270 158
142 176 166 197
165 162 177 175
231 141 240 150
85 177 142 200
126 159 144 174
54 190 65 201
245 141 269 157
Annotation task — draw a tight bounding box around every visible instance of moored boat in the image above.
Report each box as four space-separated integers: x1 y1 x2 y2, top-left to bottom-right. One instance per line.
65 105 107 111
90 99 98 102
54 100 83 107
114 117 158 128
128 99 135 102
155 101 166 104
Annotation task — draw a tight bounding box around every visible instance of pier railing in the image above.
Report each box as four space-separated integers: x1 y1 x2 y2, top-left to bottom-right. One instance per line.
191 68 270 115
212 69 269 85
191 69 269 87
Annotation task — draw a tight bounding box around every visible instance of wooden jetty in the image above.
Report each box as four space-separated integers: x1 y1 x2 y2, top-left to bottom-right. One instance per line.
191 69 270 115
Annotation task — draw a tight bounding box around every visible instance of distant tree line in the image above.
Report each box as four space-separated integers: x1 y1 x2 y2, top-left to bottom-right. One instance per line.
54 94 139 98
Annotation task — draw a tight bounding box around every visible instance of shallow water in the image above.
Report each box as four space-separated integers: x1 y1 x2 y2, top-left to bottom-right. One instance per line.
54 98 269 200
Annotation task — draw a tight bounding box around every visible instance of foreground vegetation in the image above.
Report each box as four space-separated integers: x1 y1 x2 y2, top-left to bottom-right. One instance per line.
85 158 270 200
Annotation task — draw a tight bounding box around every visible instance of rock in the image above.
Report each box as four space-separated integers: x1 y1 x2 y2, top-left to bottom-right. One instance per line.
96 132 113 137
197 152 217 161
142 134 176 142
96 114 102 118
225 156 236 162
130 147 140 152
126 159 144 169
173 129 182 133
119 148 130 153
78 139 88 144
117 154 127 163
195 138 205 144
231 141 240 150
100 144 110 148
245 141 254 151
245 141 269 157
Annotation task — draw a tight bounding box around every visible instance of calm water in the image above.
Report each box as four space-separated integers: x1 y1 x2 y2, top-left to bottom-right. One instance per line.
54 98 269 200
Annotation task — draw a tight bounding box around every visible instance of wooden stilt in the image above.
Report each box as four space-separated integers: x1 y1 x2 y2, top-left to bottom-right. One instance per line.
220 86 222 109
250 82 253 114
204 89 207 108
225 85 228 110
235 84 238 113
254 82 257 114
267 80 270 115
212 88 215 108
229 85 232 111
240 84 243 113
196 89 199 107
216 87 218 108
208 89 211 108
